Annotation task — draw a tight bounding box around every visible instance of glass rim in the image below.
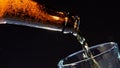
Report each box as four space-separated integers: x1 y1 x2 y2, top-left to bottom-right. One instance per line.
58 42 118 67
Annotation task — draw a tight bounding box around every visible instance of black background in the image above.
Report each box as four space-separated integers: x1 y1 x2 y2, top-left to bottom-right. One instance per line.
0 0 120 68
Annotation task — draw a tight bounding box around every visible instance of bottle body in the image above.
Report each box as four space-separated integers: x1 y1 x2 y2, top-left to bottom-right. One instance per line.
0 0 80 34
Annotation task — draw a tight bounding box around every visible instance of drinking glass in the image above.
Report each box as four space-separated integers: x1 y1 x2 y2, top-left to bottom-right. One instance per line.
58 42 120 68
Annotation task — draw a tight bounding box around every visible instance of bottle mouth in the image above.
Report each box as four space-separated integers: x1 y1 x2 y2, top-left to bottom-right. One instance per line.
62 15 80 34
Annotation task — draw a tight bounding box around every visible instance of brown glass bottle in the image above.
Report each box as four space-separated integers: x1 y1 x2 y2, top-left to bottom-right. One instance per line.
0 0 80 34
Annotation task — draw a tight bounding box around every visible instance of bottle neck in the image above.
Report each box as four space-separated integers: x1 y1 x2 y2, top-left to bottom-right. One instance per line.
1 13 80 34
